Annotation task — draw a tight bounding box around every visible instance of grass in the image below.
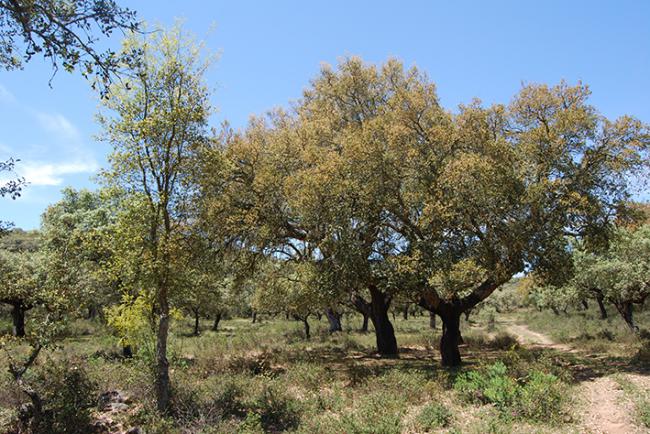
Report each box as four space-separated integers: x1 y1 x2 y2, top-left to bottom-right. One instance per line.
0 307 648 433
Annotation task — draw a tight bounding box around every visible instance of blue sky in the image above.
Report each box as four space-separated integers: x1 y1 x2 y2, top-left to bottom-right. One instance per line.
1 0 649 229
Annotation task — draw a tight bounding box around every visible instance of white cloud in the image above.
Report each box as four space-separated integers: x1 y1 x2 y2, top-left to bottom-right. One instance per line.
35 112 81 141
0 84 15 103
16 160 99 186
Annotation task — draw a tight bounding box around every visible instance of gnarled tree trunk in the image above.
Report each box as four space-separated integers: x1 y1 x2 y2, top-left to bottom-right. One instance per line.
368 286 398 356
439 308 462 367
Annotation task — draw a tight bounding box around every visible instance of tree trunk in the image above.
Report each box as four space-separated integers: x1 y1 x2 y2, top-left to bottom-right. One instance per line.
440 309 462 367
368 286 398 356
596 295 608 319
10 302 26 338
429 311 436 329
193 309 200 336
316 312 322 321
86 304 99 320
325 308 342 333
360 312 369 332
212 313 222 331
122 344 133 358
251 311 257 323
614 301 638 332
351 295 371 333
581 299 589 310
155 287 171 413
303 317 311 340
402 304 409 320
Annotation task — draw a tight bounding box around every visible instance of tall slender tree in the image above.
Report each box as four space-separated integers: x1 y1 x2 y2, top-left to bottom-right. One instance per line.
98 25 212 412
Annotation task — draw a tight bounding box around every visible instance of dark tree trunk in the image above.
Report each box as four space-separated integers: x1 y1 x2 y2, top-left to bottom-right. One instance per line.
192 309 200 336
325 308 342 333
464 309 471 322
10 302 26 338
581 299 589 310
316 312 322 321
303 317 310 340
429 311 436 329
368 286 398 356
614 301 638 332
402 304 409 320
122 344 133 358
360 312 369 332
596 295 608 319
251 311 257 323
212 313 222 331
351 295 372 333
86 305 99 320
440 309 462 367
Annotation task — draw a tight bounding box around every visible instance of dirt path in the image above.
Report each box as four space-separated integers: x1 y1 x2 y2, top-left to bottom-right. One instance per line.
505 322 567 349
504 321 644 434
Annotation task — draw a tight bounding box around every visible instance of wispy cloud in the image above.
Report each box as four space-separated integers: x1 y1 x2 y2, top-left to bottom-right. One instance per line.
16 160 99 186
35 112 82 141
0 84 15 103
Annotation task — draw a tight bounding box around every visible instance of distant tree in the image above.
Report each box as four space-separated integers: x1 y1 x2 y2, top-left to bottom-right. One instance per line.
40 188 118 319
0 249 44 336
567 225 650 332
0 0 139 94
253 261 328 340
98 25 212 412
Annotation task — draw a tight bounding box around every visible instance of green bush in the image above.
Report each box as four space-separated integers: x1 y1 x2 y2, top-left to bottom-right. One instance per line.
31 360 97 434
415 402 452 430
249 384 301 432
454 361 566 422
517 371 565 421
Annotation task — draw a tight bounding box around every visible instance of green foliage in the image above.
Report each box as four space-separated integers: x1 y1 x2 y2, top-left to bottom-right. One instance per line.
454 361 567 422
31 359 97 434
105 294 155 357
415 402 452 430
0 0 139 94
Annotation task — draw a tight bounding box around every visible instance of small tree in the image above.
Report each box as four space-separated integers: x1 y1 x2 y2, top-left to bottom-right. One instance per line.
98 25 212 412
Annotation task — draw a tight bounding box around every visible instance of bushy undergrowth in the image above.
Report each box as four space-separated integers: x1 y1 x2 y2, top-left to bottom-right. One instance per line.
415 402 452 430
22 359 97 434
454 360 567 422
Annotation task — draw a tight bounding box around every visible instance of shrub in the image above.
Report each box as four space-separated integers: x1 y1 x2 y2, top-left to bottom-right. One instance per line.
454 361 567 422
249 384 301 432
30 360 97 434
415 402 452 430
517 371 565 421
